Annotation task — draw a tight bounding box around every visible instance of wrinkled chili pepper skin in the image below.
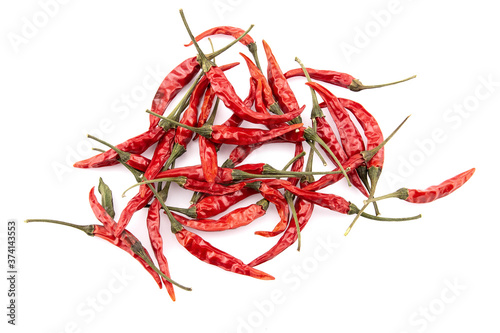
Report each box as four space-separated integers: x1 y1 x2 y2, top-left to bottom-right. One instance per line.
170 202 267 231
181 178 246 195
288 143 304 187
93 225 163 289
89 187 116 233
225 137 291 167
248 197 314 267
205 65 304 126
74 127 164 169
339 98 383 168
194 188 258 219
197 86 216 129
199 136 218 183
307 82 365 158
284 67 355 90
405 168 475 203
209 122 303 145
123 153 151 172
175 228 274 280
139 128 176 197
146 200 175 299
184 26 255 47
240 53 276 107
262 40 300 114
114 190 154 237
254 182 289 237
150 56 200 129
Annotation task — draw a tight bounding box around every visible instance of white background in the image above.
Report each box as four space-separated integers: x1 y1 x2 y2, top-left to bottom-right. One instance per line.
1 0 499 332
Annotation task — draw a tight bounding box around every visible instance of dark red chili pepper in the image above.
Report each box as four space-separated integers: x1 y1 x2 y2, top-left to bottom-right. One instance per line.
146 197 175 300
169 198 269 232
174 227 274 280
240 53 277 111
168 187 258 219
262 40 301 118
150 56 201 129
196 86 216 129
74 127 164 169
284 67 416 92
199 136 218 183
368 168 475 204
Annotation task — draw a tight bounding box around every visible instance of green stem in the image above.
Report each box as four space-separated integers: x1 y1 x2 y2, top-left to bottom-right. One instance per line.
25 219 95 236
87 135 130 162
307 141 327 167
281 151 306 171
122 177 185 198
349 75 416 92
147 110 212 138
295 57 323 119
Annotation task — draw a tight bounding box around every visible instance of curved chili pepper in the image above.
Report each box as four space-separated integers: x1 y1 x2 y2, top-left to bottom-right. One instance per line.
253 182 289 237
150 56 201 129
240 53 277 110
262 40 300 118
367 168 475 204
114 190 154 237
146 198 175 300
248 197 314 267
169 198 268 232
284 67 416 92
74 127 164 169
174 228 274 280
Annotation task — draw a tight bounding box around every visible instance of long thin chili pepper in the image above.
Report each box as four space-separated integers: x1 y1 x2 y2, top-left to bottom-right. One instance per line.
262 40 301 123
150 57 201 129
146 184 176 300
87 135 151 172
148 110 304 145
173 227 274 280
74 126 164 169
199 97 220 183
366 168 475 204
284 67 416 92
253 182 289 237
179 11 305 126
169 198 269 232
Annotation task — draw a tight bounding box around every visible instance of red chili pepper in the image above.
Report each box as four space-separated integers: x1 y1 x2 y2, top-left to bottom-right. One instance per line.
138 128 176 197
284 67 416 92
240 53 277 110
174 227 274 280
199 136 219 183
169 198 268 232
150 56 201 129
196 86 216 130
115 190 154 237
146 198 176 300
248 197 314 267
368 168 475 204
74 127 164 169
253 182 290 237
168 187 258 219
262 40 300 117
86 135 151 172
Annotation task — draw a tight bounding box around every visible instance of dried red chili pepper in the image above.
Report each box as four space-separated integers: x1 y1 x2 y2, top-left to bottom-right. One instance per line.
87 135 151 172
367 168 475 204
169 198 269 232
284 67 416 92
262 40 301 121
150 57 201 129
146 185 176 300
115 190 155 237
180 13 304 127
252 182 290 237
74 127 164 169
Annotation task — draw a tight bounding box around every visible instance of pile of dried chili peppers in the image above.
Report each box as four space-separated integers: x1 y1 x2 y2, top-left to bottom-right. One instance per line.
26 10 475 301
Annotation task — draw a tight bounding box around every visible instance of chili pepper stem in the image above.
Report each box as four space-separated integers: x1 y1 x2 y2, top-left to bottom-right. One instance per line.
348 203 421 222
304 128 351 185
364 188 410 204
344 202 369 236
25 219 95 236
248 42 262 72
295 57 323 119
147 110 213 138
367 166 382 215
285 191 301 251
349 75 417 92
87 135 130 162
307 141 327 166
